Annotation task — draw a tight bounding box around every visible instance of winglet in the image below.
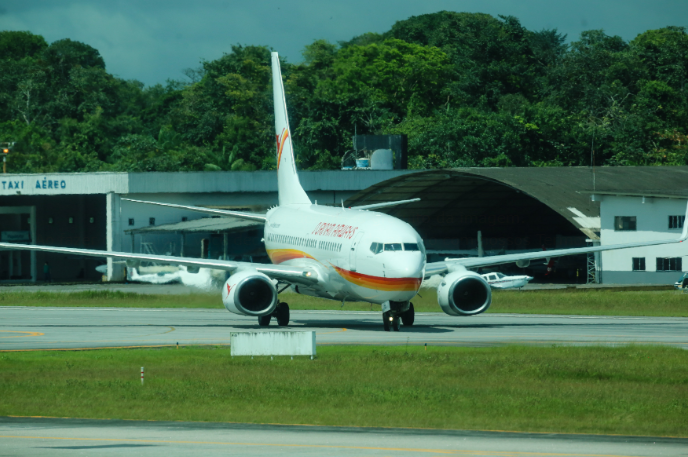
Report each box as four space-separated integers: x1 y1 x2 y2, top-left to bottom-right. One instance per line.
681 200 688 242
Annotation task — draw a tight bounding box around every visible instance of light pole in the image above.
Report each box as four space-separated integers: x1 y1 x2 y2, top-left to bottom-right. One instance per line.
1 142 15 174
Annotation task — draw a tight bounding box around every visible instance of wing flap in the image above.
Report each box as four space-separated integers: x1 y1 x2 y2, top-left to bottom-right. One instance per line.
425 201 688 277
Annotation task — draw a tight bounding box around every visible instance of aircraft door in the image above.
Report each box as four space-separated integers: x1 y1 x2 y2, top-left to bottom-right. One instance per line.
348 231 365 272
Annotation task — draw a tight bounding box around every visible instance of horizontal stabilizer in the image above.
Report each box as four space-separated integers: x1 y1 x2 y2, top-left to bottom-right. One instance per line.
352 198 421 211
123 198 266 222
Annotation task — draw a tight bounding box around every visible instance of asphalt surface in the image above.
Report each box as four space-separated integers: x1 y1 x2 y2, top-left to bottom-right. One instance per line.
1 306 687 350
1 417 686 457
2 285 686 456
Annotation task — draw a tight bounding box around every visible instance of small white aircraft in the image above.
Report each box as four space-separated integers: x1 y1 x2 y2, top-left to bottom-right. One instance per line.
480 272 533 289
2 53 688 331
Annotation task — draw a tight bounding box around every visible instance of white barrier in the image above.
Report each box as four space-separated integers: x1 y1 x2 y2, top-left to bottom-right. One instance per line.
230 331 316 357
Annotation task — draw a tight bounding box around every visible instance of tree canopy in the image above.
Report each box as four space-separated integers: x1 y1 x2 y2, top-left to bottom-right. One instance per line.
1 12 688 173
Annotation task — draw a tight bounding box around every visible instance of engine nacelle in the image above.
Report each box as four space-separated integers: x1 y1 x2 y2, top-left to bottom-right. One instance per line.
515 259 530 268
437 270 492 316
222 270 277 316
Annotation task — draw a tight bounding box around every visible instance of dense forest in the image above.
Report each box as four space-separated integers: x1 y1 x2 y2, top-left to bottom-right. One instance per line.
1 11 687 173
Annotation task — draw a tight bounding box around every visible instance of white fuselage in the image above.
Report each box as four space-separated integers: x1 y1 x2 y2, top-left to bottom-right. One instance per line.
263 205 426 304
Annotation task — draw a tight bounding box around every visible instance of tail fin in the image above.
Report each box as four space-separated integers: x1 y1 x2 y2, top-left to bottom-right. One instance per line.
272 52 311 207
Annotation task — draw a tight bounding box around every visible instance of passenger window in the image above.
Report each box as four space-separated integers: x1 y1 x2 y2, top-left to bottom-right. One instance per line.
384 243 402 252
403 243 419 251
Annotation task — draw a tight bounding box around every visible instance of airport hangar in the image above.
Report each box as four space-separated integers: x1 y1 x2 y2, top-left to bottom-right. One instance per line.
0 166 687 285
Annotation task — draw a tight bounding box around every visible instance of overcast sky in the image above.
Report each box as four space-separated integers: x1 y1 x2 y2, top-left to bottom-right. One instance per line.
1 1 686 87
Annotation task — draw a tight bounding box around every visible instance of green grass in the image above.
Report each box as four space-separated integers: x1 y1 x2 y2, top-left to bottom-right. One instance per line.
489 288 688 317
1 345 686 437
0 290 220 308
1 288 688 317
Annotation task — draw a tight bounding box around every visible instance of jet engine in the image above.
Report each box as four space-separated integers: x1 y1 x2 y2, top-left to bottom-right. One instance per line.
222 269 277 316
515 259 530 268
437 270 492 316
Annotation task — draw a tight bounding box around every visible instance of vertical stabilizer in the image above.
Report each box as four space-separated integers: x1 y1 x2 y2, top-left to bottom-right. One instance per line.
272 52 311 207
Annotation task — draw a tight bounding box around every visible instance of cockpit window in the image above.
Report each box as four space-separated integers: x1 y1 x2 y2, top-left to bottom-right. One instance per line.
370 242 383 254
403 243 419 251
384 243 402 252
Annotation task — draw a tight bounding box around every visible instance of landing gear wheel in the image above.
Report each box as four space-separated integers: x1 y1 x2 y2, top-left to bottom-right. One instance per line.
258 314 271 327
276 302 290 327
382 311 391 332
401 302 415 326
392 315 401 331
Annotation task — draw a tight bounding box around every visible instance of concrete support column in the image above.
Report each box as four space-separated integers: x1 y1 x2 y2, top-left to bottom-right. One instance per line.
30 206 36 282
106 192 124 281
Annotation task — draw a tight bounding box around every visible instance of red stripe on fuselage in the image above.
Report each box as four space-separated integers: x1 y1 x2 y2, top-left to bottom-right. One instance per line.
332 265 420 292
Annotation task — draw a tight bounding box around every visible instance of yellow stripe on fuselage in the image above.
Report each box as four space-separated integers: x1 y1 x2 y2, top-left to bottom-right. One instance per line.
267 249 315 264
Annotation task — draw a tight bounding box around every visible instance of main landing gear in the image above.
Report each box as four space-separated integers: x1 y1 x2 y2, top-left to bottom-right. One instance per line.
382 302 415 332
257 302 290 327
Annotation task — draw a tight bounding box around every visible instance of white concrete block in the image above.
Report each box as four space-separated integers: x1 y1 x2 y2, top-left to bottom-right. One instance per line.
230 331 316 357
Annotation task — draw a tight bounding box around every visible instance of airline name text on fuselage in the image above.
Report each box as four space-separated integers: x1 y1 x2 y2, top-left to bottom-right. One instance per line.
311 222 359 239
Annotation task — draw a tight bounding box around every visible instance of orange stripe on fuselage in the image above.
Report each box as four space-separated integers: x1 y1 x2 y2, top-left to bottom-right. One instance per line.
267 249 315 264
332 265 421 292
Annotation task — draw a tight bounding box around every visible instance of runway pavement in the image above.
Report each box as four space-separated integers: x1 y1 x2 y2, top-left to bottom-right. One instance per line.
1 416 686 457
1 306 687 351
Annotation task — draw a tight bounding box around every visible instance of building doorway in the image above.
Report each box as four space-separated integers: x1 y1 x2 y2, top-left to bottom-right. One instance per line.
0 206 36 281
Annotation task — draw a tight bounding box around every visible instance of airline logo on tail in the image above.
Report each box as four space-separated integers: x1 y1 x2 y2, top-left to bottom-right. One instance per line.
276 128 289 170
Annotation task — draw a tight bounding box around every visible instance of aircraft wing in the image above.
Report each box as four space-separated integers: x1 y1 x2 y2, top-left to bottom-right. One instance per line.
425 202 688 277
122 198 266 222
0 242 317 286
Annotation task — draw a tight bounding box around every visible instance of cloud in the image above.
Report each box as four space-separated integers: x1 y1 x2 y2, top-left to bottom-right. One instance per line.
1 0 687 86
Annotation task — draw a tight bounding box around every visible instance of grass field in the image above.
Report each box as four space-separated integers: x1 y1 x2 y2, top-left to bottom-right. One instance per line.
1 287 688 316
1 345 686 437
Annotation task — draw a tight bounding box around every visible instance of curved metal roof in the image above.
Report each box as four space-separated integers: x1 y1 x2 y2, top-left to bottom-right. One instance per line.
344 166 688 241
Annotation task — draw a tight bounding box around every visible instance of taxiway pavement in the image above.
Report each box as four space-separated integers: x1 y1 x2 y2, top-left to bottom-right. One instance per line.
1 416 686 457
1 306 687 351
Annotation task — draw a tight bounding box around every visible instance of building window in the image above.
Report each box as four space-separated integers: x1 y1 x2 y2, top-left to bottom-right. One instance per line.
632 257 645 271
614 216 636 231
149 217 155 226
656 257 682 271
128 218 134 226
669 215 685 230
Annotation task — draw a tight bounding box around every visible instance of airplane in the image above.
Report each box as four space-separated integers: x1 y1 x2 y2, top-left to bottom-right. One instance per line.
2 52 688 331
480 272 533 289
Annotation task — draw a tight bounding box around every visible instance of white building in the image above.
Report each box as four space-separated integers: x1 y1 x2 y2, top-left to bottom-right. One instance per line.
596 192 688 284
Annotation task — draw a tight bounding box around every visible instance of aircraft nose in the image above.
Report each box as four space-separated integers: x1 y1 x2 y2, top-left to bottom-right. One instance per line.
387 254 424 278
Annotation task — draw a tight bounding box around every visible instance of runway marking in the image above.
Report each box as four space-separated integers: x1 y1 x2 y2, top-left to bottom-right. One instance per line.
162 326 175 334
0 331 44 339
0 434 643 456
317 328 347 335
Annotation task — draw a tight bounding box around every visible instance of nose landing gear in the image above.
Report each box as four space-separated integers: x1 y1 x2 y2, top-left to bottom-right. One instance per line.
382 311 399 331
382 301 414 331
257 302 290 327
